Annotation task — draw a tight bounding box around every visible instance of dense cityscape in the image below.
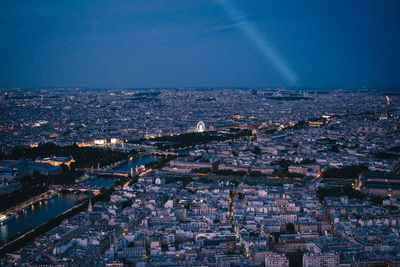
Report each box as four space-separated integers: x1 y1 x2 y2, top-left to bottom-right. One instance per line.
2 0 400 266
0 88 399 266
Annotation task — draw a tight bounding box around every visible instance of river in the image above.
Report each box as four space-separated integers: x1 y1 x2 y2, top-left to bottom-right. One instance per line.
114 154 158 172
0 154 157 243
0 192 85 242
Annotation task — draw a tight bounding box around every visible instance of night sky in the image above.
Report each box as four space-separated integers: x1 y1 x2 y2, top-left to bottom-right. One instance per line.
1 0 399 88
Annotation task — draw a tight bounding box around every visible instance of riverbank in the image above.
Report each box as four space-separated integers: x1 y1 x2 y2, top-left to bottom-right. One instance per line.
1 190 57 221
0 154 156 253
0 192 87 243
0 199 88 257
0 178 119 257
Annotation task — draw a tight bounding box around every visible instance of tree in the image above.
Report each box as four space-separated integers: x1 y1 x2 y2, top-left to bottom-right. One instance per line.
322 164 368 179
273 232 280 242
329 145 340 153
389 146 400 153
374 152 398 159
286 223 295 234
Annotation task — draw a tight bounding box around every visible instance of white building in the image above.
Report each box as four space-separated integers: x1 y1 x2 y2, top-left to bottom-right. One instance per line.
303 252 339 267
265 252 289 267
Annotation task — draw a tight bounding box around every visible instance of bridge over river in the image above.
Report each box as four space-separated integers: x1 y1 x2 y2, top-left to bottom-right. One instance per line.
86 169 130 177
59 185 101 194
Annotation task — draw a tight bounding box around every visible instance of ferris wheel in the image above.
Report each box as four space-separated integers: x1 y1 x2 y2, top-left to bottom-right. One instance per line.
196 121 205 132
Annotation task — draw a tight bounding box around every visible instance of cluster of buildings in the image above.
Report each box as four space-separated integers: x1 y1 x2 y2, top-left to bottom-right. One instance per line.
320 195 400 265
4 171 254 266
162 102 399 183
232 183 333 266
4 166 400 266
1 87 399 265
1 88 397 150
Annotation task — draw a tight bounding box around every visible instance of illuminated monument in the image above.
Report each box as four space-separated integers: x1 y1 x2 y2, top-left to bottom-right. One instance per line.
196 121 205 133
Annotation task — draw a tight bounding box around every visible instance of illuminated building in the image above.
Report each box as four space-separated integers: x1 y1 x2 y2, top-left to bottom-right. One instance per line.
360 171 400 197
36 156 75 167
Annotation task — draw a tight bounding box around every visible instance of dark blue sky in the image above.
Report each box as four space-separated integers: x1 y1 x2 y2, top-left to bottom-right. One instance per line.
1 0 399 88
